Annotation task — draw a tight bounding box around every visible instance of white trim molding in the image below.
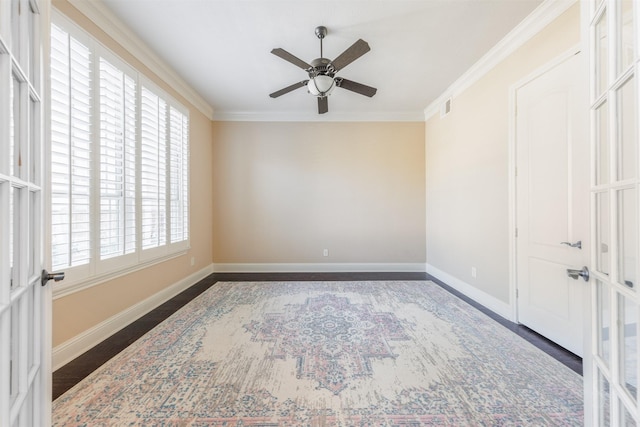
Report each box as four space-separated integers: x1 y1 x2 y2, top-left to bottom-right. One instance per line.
424 0 577 120
212 111 425 123
426 263 513 321
213 263 426 273
52 263 214 371
66 0 214 120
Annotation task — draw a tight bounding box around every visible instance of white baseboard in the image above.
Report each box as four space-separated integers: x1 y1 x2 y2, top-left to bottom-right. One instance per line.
426 263 513 321
52 263 214 371
212 262 427 273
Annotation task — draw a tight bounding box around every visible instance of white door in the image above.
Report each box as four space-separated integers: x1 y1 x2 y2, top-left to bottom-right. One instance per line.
0 0 53 426
515 51 589 357
586 0 639 425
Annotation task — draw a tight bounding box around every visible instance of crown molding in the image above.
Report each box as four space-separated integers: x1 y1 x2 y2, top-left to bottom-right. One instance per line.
66 0 214 120
423 0 577 120
212 110 425 122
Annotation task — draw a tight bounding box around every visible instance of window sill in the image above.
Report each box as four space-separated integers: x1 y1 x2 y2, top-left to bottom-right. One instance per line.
52 248 189 300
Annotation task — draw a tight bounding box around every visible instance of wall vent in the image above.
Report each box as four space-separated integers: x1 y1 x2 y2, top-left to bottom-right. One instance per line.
440 97 452 117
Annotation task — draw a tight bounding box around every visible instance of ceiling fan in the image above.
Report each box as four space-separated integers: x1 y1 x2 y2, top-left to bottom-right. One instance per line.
269 26 377 114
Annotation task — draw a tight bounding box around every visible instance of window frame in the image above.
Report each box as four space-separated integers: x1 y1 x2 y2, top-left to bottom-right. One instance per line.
50 11 190 298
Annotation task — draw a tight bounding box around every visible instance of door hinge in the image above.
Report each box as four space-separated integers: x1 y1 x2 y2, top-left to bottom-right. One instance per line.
516 289 519 298
515 228 518 238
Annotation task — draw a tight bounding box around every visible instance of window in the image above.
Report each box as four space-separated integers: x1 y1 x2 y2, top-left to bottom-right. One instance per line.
99 57 137 260
169 106 189 244
50 15 190 289
50 22 92 271
140 86 167 251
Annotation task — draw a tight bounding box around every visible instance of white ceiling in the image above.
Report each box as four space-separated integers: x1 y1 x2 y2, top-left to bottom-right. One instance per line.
98 0 544 120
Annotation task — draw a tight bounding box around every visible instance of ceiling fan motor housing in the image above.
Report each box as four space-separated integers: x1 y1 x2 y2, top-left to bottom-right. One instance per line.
309 58 335 77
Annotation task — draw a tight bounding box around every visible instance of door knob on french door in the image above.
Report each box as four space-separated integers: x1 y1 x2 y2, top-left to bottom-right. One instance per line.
560 240 582 249
41 269 65 286
566 266 589 282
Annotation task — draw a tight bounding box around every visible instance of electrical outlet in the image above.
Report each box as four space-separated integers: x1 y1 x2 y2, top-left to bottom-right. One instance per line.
191 257 195 266
323 249 329 257
471 267 477 278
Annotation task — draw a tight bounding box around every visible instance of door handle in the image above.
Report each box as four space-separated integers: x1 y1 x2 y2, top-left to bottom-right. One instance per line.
560 240 582 249
567 266 589 282
41 269 65 286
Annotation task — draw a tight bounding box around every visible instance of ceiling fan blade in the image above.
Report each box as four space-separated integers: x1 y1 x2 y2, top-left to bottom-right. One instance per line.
336 78 377 97
318 96 328 114
271 48 312 70
269 80 308 98
330 39 370 72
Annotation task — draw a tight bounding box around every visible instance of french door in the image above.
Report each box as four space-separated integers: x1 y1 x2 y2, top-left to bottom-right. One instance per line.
0 0 51 426
586 0 639 425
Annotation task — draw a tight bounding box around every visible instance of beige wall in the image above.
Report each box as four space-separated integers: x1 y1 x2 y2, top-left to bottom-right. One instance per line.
212 121 426 265
51 0 575 350
425 4 580 303
52 0 213 347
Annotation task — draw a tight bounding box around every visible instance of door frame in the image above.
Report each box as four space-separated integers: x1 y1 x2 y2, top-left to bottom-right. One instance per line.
508 44 587 329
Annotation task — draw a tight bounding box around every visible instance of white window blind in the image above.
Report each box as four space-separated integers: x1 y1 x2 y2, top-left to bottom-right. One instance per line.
99 57 136 260
50 23 92 271
170 106 189 243
50 15 190 290
140 86 167 250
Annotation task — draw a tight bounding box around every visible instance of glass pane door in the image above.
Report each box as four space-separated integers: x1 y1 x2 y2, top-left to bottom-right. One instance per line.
587 0 640 424
0 0 49 425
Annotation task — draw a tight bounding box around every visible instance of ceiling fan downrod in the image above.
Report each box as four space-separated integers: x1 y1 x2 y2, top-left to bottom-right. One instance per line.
315 26 327 58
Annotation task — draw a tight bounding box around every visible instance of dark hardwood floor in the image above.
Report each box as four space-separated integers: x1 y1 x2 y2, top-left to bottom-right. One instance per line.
52 272 582 400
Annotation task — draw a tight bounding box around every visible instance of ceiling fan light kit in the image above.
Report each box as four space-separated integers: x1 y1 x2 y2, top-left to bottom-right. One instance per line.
307 74 335 96
270 26 377 114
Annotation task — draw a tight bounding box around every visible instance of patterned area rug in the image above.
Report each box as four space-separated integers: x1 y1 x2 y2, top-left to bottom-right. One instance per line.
53 281 583 426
